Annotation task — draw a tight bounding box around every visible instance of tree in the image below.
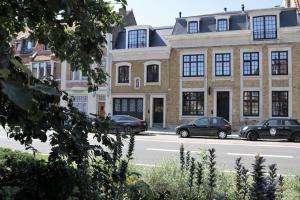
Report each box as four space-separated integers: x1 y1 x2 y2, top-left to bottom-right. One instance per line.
0 0 146 199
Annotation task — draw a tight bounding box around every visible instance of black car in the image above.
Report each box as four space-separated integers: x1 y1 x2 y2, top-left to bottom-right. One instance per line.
111 115 147 134
239 118 300 142
176 117 232 139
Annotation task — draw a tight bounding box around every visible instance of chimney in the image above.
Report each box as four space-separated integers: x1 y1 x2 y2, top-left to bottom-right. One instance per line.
224 7 227 12
242 4 245 12
118 7 126 16
179 11 182 18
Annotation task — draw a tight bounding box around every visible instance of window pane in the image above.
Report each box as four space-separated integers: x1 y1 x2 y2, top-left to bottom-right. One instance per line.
243 52 259 76
182 92 204 115
215 53 231 76
39 62 45 78
46 62 52 76
128 29 147 48
182 54 205 77
118 66 129 83
253 15 277 40
147 64 159 82
217 19 228 32
243 91 259 116
188 21 198 33
272 91 288 117
271 51 288 75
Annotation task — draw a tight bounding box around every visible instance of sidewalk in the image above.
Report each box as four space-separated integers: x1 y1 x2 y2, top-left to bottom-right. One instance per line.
144 127 240 138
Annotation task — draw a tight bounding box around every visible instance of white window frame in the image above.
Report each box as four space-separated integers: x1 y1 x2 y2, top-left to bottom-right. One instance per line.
71 70 88 82
125 26 151 49
186 17 201 33
215 15 230 32
115 62 131 86
144 61 161 86
31 61 53 79
72 95 88 114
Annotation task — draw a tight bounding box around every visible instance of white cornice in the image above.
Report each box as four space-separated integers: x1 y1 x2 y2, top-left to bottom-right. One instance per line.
111 47 170 61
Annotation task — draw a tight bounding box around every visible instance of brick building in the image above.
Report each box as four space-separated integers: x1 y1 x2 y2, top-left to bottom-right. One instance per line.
107 1 300 129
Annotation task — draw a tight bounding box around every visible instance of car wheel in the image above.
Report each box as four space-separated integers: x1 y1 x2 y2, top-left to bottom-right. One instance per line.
217 131 227 139
291 133 300 142
180 129 190 138
247 131 258 141
125 126 133 134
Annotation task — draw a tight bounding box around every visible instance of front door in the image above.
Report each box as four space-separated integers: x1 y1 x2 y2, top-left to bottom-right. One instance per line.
216 91 230 121
97 102 105 117
153 98 163 124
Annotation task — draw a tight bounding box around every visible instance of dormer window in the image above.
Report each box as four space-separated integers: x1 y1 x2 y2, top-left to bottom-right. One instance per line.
188 21 198 33
217 19 228 32
253 15 277 40
128 29 147 48
20 39 33 54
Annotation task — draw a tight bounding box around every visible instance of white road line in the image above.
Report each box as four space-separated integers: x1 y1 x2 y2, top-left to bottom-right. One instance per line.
146 148 198 154
227 153 294 159
135 163 157 167
136 138 300 149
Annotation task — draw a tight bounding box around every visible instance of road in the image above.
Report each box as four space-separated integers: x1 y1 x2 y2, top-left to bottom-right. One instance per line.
1 131 300 175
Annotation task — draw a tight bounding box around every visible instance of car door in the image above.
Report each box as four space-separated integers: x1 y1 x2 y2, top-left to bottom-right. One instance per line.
261 119 281 139
209 117 220 136
192 118 210 136
281 119 297 139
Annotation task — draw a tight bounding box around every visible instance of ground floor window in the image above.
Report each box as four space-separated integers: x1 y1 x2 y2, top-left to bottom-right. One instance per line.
243 91 259 116
272 91 288 117
182 92 204 115
73 96 88 113
113 98 143 119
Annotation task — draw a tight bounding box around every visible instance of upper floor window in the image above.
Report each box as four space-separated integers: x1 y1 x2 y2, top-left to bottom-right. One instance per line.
215 53 231 76
243 52 259 76
146 64 159 83
183 55 205 77
118 66 130 83
128 29 147 48
188 21 198 33
271 51 288 75
217 19 228 32
19 39 33 54
44 44 51 51
253 15 277 40
32 62 52 78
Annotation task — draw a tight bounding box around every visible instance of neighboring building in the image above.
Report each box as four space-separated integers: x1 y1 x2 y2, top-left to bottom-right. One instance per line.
108 2 300 129
12 8 136 118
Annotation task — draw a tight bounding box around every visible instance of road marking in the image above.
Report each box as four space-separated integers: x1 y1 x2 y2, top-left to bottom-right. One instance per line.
227 153 294 159
146 148 198 154
136 138 300 149
135 163 157 167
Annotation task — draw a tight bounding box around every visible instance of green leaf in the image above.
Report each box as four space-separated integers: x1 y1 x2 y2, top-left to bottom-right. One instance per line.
0 69 10 79
30 83 61 97
0 80 33 110
10 58 32 76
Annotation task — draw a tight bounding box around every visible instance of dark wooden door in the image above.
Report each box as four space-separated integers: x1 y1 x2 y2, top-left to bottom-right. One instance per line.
217 92 230 121
153 98 163 123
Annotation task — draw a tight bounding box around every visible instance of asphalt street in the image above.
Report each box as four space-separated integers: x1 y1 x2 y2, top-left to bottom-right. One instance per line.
1 130 300 175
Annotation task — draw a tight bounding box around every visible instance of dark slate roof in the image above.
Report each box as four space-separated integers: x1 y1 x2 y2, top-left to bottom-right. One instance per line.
280 10 298 27
172 7 299 35
113 26 173 50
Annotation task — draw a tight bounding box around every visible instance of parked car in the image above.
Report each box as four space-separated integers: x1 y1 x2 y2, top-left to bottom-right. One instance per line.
239 118 300 142
175 117 232 139
111 115 147 134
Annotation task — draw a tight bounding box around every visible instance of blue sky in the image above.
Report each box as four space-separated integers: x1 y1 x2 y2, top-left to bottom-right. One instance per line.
123 0 283 27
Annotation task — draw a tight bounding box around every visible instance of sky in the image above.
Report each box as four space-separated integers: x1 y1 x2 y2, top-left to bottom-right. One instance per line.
121 0 284 27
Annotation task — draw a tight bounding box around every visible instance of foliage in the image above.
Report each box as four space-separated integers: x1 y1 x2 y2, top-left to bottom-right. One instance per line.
250 155 267 200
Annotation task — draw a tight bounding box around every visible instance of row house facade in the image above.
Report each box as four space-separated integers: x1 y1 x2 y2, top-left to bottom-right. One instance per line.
12 8 136 118
107 3 300 129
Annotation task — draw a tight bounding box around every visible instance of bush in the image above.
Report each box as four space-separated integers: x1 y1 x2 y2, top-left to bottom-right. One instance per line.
0 148 77 200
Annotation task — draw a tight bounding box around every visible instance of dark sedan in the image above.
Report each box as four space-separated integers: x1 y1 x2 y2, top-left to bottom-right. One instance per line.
111 115 147 134
240 118 300 141
176 117 231 139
